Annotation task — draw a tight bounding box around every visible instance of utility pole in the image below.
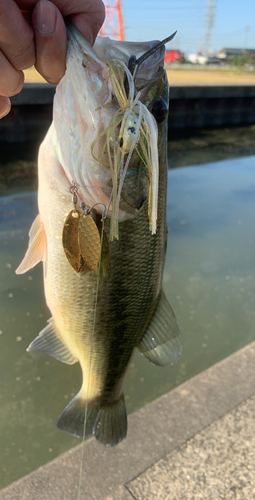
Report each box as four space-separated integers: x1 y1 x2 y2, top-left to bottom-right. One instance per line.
99 0 124 41
199 0 216 54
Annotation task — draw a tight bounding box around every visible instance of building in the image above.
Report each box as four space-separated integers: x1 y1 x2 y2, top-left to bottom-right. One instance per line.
218 48 255 61
187 53 208 65
164 49 184 63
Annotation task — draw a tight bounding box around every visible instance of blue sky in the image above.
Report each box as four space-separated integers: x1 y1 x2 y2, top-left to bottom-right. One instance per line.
108 0 255 55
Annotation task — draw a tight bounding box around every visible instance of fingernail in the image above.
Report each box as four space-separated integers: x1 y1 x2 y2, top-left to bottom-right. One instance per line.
35 0 57 35
0 97 11 119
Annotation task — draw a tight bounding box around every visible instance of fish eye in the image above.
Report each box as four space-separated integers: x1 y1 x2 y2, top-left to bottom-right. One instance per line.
151 98 168 123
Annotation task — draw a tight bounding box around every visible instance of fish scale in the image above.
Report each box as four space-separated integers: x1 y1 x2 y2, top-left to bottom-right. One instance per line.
78 213 101 272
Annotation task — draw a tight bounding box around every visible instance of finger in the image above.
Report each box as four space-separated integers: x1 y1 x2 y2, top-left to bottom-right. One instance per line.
0 0 35 70
70 3 105 46
40 0 105 45
0 96 11 119
0 50 24 97
15 0 105 43
32 0 67 84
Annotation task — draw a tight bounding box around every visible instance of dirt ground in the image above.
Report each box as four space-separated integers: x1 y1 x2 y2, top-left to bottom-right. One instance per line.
24 67 47 83
166 67 255 86
24 66 255 86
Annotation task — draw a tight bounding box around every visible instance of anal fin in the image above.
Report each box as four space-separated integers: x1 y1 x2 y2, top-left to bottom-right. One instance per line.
27 319 78 365
57 393 99 438
138 289 182 367
16 214 46 274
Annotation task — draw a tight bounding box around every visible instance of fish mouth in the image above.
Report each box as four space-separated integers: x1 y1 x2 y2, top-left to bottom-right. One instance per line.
124 31 177 96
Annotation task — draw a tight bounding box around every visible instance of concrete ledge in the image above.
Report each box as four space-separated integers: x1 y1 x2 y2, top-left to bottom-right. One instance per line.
0 83 254 142
170 85 255 99
8 83 255 106
1 341 255 499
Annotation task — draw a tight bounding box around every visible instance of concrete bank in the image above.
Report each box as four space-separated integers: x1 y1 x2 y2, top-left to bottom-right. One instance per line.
0 84 254 142
1 341 255 499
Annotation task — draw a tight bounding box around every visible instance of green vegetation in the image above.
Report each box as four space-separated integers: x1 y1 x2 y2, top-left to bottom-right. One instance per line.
230 52 254 67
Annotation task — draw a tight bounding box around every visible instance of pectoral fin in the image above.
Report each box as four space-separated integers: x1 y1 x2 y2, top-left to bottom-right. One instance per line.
27 319 78 365
16 214 46 274
138 289 182 367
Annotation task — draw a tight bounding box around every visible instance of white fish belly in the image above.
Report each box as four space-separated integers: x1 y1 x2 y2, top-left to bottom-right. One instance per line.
38 127 104 400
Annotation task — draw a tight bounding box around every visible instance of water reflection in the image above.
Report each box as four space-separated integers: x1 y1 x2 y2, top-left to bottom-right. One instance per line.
0 155 255 489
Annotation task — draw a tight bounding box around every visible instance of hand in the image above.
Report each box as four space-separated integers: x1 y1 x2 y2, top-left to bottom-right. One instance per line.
0 0 105 118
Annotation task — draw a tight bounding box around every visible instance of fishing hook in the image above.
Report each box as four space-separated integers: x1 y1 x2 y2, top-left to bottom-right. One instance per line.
80 202 107 220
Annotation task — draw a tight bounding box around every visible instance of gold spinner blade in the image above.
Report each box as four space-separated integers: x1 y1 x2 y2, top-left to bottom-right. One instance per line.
62 210 85 273
78 213 101 272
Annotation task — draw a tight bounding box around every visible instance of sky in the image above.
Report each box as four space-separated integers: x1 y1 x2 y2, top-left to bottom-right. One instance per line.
103 0 255 56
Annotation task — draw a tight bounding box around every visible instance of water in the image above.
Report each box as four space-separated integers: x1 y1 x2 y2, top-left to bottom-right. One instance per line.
1 155 255 489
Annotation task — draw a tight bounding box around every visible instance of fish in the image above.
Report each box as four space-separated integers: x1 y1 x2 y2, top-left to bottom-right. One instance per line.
16 24 182 447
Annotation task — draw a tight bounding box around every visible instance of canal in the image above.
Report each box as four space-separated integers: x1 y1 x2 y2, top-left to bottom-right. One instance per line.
0 129 255 489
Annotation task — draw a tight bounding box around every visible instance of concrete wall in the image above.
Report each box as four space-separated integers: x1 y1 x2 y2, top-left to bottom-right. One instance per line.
0 83 254 143
0 84 55 144
169 85 255 129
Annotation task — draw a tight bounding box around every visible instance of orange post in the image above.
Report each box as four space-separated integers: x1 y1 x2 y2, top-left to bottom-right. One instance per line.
99 0 125 41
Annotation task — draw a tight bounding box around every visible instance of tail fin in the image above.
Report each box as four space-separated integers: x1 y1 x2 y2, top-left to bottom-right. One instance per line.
56 394 98 439
94 394 127 446
57 393 127 447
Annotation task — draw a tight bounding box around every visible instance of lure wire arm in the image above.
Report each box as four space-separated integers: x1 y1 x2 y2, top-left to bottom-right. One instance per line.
69 183 79 211
69 183 108 222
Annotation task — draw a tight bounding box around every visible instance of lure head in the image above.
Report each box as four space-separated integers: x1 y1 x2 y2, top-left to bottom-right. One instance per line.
53 24 173 238
118 112 140 154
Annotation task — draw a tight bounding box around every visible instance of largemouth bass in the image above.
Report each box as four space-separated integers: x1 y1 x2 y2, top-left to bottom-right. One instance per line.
16 25 181 446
